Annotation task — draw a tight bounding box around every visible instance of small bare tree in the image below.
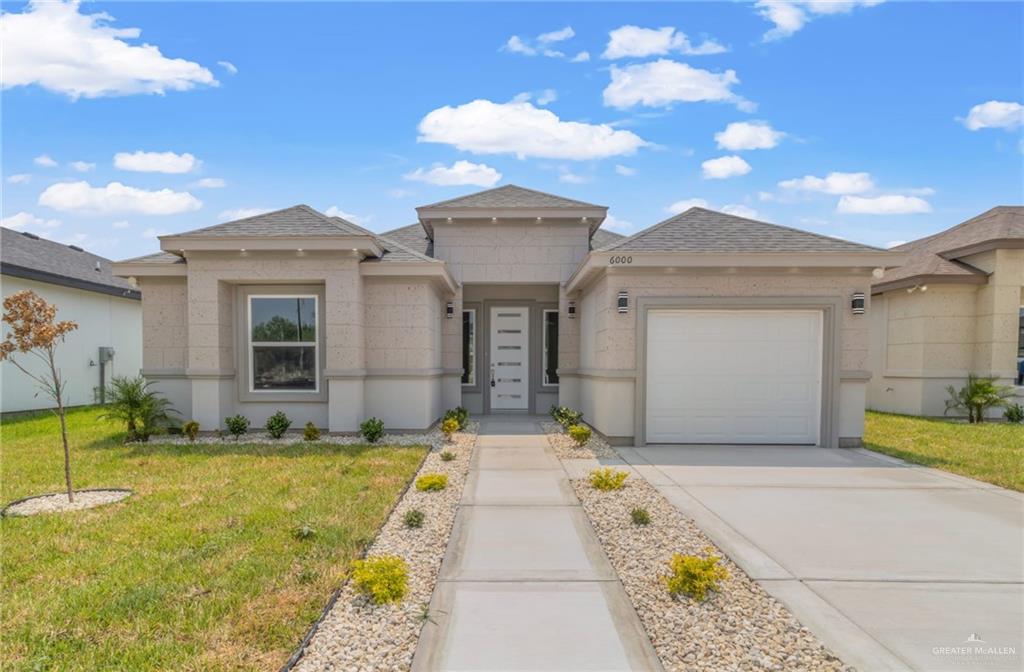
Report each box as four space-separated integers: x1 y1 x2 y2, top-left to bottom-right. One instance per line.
0 290 79 501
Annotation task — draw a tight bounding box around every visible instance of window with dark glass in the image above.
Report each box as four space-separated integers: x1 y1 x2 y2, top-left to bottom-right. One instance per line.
543 310 559 386
249 296 317 391
462 309 476 386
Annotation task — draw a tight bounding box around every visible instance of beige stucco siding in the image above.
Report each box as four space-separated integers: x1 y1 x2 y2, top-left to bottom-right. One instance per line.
364 278 442 370
140 276 188 372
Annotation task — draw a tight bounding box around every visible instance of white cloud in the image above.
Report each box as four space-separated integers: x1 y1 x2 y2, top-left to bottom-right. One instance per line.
218 60 238 75
602 25 726 59
39 181 202 215
502 35 536 56
324 206 370 225
603 213 635 233
538 26 574 44
418 99 648 160
701 155 751 179
219 207 271 221
70 160 95 172
190 177 226 188
0 0 216 99
114 150 199 173
404 160 502 187
112 220 131 229
885 240 907 248
570 51 590 63
536 89 558 106
665 198 710 214
1 211 61 230
959 100 1024 131
779 171 874 194
755 1 883 42
603 59 753 111
715 121 784 150
7 174 31 184
34 154 57 167
615 164 637 176
837 194 932 214
721 204 760 219
558 168 588 184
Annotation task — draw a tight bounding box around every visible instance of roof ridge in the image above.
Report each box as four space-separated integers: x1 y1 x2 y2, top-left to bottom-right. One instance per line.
164 204 301 237
695 206 890 252
599 207 701 252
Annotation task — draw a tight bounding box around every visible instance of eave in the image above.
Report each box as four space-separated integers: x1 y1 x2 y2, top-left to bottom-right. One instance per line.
159 234 383 257
871 272 990 295
416 206 608 238
360 260 458 294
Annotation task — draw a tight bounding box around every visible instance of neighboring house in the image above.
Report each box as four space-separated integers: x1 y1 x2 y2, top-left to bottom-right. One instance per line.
868 206 1024 417
113 185 899 446
1 227 142 413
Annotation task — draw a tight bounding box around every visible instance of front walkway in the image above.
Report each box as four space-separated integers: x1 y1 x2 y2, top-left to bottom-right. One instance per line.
412 416 661 671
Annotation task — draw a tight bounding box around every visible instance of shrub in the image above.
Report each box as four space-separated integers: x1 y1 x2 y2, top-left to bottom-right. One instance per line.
361 417 385 443
441 417 459 441
415 473 448 491
1004 403 1024 424
589 467 629 491
444 406 469 430
663 551 729 602
350 556 408 604
549 405 583 429
630 507 651 526
568 423 592 447
303 421 321 441
292 523 316 540
403 509 424 528
265 411 292 439
225 414 250 440
182 420 200 442
945 374 1016 423
100 375 178 442
440 450 456 462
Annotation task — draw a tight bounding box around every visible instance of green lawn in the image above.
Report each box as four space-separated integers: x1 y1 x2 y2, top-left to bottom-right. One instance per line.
864 411 1024 491
1 406 426 671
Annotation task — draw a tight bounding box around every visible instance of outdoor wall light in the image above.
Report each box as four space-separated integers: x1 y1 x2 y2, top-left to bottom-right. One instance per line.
446 302 454 318
851 292 865 315
567 301 576 318
617 290 629 314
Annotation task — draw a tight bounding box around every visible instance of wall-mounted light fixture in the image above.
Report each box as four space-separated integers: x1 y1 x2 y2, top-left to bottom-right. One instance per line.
851 292 865 315
617 290 629 314
446 302 455 318
567 301 576 319
905 284 929 294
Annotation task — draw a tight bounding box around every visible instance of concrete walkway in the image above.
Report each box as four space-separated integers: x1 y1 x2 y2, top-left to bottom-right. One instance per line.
412 416 661 672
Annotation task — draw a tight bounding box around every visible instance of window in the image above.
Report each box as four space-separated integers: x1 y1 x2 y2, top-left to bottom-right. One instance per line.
543 309 559 386
249 296 318 392
462 309 476 386
1017 306 1023 385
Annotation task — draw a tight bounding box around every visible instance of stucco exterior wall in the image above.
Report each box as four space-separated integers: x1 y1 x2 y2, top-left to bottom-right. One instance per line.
1 275 142 413
138 275 191 416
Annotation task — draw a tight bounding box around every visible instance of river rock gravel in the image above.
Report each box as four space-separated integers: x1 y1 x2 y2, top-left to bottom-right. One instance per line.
291 423 478 672
162 427 449 449
3 489 131 517
569 468 851 671
541 420 618 459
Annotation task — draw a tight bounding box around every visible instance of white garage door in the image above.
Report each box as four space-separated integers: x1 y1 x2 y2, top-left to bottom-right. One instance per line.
645 310 823 444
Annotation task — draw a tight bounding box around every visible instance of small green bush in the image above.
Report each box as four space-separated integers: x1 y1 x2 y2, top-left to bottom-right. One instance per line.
265 411 292 439
182 420 200 442
441 417 459 441
630 507 651 526
403 509 425 528
444 406 469 430
568 423 592 447
663 551 729 602
361 417 385 443
225 414 250 440
1004 403 1024 424
589 467 629 491
415 473 448 491
549 405 584 429
293 523 316 540
303 421 321 441
350 556 408 604
440 450 456 462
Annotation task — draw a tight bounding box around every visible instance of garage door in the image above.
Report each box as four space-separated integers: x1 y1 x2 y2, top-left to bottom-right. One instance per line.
645 310 822 444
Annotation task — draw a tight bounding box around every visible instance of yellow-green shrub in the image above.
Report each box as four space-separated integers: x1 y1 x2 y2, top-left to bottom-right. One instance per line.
663 551 729 601
415 473 448 491
568 424 591 447
589 467 628 491
350 555 408 604
441 417 459 440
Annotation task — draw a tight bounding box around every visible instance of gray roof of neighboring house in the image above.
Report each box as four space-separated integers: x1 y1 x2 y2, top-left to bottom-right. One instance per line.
600 207 886 253
162 204 367 238
874 206 1023 290
1 227 141 299
418 184 606 210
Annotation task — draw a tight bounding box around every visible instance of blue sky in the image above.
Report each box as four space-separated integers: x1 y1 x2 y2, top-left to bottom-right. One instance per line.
2 1 1022 259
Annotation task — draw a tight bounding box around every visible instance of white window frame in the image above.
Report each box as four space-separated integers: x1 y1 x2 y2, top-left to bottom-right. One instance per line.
542 309 559 387
247 294 320 394
462 308 476 387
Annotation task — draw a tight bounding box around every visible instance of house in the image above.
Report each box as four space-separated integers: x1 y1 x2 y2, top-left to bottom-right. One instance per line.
1 227 142 413
112 185 901 446
868 206 1024 417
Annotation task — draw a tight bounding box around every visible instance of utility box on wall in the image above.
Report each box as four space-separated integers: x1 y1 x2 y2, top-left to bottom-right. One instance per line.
99 346 116 364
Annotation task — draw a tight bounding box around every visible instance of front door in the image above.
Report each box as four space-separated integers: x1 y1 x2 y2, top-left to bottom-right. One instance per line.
489 306 529 410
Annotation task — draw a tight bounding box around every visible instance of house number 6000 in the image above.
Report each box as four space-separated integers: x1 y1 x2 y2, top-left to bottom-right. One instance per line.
609 255 633 264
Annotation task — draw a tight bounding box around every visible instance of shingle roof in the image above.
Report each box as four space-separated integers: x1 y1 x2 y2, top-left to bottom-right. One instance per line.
380 223 434 257
591 227 625 250
163 204 365 238
418 184 605 210
874 206 1023 290
600 207 886 253
118 251 186 265
1 227 140 299
328 218 435 263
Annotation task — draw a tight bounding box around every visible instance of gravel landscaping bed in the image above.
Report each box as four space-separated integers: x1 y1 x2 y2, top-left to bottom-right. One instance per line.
160 427 448 449
570 474 850 671
3 489 131 517
542 420 618 459
290 422 478 672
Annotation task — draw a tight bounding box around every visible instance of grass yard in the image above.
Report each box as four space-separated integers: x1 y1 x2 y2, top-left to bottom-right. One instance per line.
1 406 427 671
864 411 1024 491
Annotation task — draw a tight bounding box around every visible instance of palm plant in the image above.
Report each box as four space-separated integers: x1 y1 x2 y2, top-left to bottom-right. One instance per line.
944 374 1016 423
100 376 178 441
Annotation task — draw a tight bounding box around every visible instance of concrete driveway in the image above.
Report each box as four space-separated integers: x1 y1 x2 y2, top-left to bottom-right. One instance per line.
619 444 1024 672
